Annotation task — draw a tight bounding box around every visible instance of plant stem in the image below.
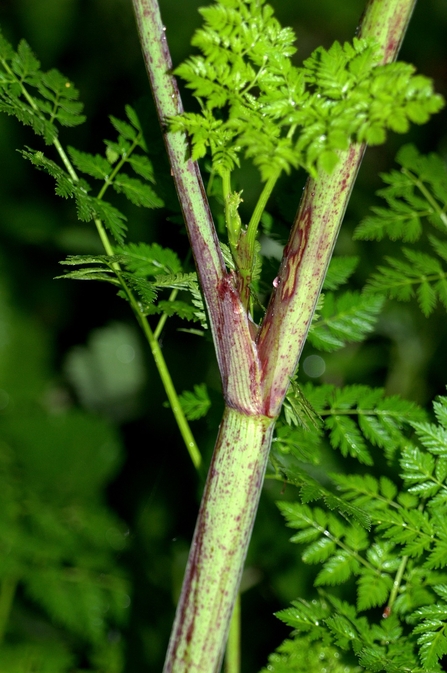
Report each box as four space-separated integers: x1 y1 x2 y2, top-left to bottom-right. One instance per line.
222 170 232 230
162 407 276 673
386 555 408 615
402 167 447 227
245 172 279 262
132 0 263 417
257 0 417 417
133 0 419 670
236 172 279 312
154 289 178 341
225 593 241 673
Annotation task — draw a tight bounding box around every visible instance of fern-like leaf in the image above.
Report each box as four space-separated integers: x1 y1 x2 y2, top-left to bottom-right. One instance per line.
177 384 211 421
0 33 85 143
172 2 443 181
308 291 384 352
116 243 182 277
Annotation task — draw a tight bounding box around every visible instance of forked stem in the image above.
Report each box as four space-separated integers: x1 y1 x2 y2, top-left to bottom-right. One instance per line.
132 0 419 670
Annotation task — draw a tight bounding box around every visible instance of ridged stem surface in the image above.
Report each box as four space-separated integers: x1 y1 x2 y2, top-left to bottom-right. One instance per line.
163 408 275 673
132 1 418 671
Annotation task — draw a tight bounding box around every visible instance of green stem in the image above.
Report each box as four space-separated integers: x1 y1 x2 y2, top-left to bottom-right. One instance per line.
154 289 178 341
94 217 115 257
245 172 279 263
222 170 232 231
0 576 18 643
386 500 425 615
225 593 241 673
402 167 447 227
235 172 279 312
119 273 202 469
96 133 141 201
50 131 201 468
386 555 408 615
162 407 276 673
53 136 79 182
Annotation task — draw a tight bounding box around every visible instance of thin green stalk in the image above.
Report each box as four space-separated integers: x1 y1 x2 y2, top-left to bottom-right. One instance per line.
402 167 447 227
52 134 201 466
53 137 79 182
245 172 279 262
386 555 408 615
385 500 424 615
96 133 142 201
0 577 18 643
222 170 232 231
114 265 202 469
225 593 241 673
154 288 178 341
3 65 201 468
94 217 116 258
235 172 279 311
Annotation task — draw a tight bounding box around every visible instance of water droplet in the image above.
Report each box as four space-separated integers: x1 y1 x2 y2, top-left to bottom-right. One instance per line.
273 276 281 288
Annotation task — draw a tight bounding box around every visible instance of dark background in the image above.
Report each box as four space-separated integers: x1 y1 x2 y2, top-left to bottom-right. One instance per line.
0 0 446 670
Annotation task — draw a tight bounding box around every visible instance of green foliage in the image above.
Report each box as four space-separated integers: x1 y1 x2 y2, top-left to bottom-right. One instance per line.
171 0 443 181
1 4 446 673
17 105 163 245
355 144 447 315
308 291 385 352
323 256 360 291
260 635 361 673
0 31 163 247
268 391 447 672
177 383 211 420
272 382 425 468
0 295 128 672
116 243 182 276
304 254 385 352
56 251 207 326
0 31 85 143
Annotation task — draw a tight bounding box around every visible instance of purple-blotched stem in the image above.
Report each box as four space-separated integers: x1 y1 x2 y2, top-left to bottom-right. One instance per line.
258 0 417 417
132 0 418 671
132 0 263 414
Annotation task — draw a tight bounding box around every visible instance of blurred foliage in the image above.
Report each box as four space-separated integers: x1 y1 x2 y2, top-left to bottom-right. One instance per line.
0 0 446 671
0 285 129 671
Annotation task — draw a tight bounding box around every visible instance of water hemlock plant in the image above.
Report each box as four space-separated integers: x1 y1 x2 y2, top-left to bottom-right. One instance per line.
0 0 446 671
132 0 443 670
